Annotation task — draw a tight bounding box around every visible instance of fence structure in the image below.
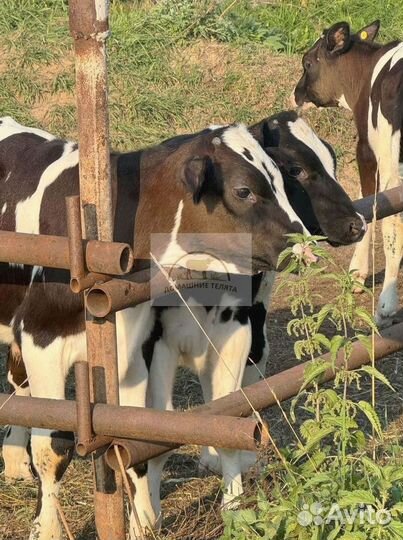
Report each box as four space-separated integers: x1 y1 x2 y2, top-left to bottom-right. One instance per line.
1 1 403 538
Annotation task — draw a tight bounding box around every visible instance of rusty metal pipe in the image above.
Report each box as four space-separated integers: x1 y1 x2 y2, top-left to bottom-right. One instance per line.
106 421 269 471
74 361 111 456
66 195 86 280
86 269 185 317
86 241 133 275
70 272 111 294
74 361 93 450
69 0 125 535
0 395 267 451
0 230 133 275
1 322 402 456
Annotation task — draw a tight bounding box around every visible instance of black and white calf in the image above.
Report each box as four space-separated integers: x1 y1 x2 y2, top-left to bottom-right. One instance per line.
154 110 368 478
0 114 364 539
293 20 403 326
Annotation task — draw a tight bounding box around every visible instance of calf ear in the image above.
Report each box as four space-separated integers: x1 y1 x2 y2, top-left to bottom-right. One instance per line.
357 20 380 42
249 119 280 148
183 156 211 204
325 22 351 54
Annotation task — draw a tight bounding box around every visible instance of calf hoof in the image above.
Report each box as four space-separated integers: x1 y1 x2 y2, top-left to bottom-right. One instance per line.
375 311 395 329
4 462 34 482
3 448 34 482
200 448 258 475
29 517 63 540
199 447 221 475
351 274 367 294
221 490 242 510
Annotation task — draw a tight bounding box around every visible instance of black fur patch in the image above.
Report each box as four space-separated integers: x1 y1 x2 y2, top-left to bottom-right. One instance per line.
142 309 163 370
220 307 233 323
242 148 254 161
233 306 249 325
50 431 75 482
133 462 148 478
247 302 266 366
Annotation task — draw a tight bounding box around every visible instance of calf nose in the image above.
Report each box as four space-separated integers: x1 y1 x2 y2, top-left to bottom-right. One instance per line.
349 214 366 241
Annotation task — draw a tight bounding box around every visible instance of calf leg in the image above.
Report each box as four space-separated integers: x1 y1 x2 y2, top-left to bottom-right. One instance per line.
374 120 403 326
377 217 403 325
146 340 177 525
350 139 377 290
3 342 33 481
116 306 156 539
199 314 251 508
21 332 74 540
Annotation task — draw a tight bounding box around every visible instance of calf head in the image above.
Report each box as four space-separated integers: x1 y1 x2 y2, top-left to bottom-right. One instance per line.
293 20 381 109
249 111 366 246
143 124 312 274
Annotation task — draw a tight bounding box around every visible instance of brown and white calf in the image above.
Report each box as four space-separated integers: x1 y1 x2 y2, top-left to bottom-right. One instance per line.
0 115 363 539
293 19 403 326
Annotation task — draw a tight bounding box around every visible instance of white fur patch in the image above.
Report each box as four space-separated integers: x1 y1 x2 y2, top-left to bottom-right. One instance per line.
338 94 352 111
1 202 7 215
15 142 78 235
0 116 55 142
221 124 309 233
158 199 186 266
288 117 336 180
371 43 403 87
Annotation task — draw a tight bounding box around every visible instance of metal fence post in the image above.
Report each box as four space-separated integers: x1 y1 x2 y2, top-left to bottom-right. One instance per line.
68 1 125 538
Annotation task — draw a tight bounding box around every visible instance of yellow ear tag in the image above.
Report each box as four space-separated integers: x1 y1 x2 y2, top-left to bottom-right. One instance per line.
360 30 368 40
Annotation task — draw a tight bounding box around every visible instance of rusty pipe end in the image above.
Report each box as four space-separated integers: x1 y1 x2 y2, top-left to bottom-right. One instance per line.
87 286 112 317
76 436 112 457
70 273 111 294
76 441 90 457
254 421 270 449
105 440 133 471
119 246 134 274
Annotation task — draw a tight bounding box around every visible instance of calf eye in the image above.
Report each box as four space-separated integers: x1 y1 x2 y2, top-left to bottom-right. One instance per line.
233 187 253 200
304 60 312 70
288 166 305 178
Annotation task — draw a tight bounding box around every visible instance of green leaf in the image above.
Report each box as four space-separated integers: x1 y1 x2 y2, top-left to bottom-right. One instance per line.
388 520 403 536
355 307 379 334
391 502 403 516
304 472 334 488
329 335 347 361
315 332 331 350
277 247 293 267
315 305 332 329
300 361 332 392
389 469 403 483
326 525 341 540
338 489 376 508
361 455 383 479
357 401 383 439
338 533 366 540
360 365 395 392
295 426 334 459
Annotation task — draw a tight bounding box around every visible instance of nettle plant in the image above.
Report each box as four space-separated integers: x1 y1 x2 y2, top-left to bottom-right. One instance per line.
222 235 403 540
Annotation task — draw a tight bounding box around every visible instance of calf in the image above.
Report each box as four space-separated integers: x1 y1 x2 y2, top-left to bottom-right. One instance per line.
293 20 403 326
0 115 364 539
